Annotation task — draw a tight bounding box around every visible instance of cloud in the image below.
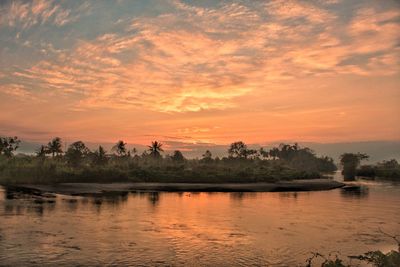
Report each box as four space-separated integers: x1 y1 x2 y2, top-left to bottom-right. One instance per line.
0 0 85 28
265 0 337 23
1 0 399 114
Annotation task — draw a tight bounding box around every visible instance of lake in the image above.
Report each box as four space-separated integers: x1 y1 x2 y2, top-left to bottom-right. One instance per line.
1 176 399 266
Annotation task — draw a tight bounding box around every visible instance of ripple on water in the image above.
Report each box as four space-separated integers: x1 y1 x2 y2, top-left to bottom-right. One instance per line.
0 184 399 266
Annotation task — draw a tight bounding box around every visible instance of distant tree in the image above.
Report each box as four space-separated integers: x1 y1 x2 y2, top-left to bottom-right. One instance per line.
148 141 163 158
36 145 48 158
269 147 280 160
0 136 20 157
65 141 90 167
47 137 63 157
112 140 127 157
259 148 269 159
171 150 185 162
244 149 258 159
92 145 108 166
340 153 369 180
131 147 137 156
228 141 248 158
201 150 213 163
379 159 399 169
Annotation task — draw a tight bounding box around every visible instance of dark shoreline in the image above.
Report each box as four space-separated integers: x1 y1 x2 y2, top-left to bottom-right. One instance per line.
2 179 345 196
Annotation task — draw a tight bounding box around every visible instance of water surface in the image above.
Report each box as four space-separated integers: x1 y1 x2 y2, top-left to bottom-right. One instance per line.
0 179 399 266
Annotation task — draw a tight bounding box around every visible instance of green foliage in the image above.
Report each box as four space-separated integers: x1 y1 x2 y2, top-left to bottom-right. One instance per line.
351 250 400 267
306 230 400 267
0 139 335 185
357 159 400 180
47 137 63 157
340 153 369 180
65 141 90 167
91 146 108 166
0 136 20 157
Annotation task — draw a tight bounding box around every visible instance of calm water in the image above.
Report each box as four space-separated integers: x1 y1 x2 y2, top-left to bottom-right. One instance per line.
0 178 399 266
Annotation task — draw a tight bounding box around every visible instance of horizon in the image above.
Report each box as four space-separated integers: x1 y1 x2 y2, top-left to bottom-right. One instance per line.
1 0 399 145
13 137 400 163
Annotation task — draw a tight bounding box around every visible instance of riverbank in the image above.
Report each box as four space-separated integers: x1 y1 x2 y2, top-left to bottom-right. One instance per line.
4 179 344 196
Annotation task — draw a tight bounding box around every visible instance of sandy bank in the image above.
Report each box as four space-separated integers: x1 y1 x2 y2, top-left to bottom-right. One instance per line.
10 179 345 195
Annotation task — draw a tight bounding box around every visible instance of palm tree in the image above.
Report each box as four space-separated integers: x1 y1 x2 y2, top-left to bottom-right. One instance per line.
47 137 62 157
112 140 127 156
36 145 48 158
148 141 163 158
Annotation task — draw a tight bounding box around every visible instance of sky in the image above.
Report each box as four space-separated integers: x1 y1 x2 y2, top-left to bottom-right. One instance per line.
0 0 399 149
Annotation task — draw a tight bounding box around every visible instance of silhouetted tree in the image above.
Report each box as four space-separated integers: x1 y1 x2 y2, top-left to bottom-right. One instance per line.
65 141 90 167
0 136 20 157
259 148 269 159
201 150 213 163
91 145 108 166
36 145 47 158
269 147 280 160
112 140 127 157
148 141 163 158
228 141 248 158
171 150 185 162
244 149 258 159
340 153 369 180
47 137 62 157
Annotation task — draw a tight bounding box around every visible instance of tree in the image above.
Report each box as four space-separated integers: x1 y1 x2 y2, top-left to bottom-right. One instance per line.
148 141 163 158
92 145 108 166
36 145 48 158
259 148 269 159
112 140 127 157
47 137 62 157
228 141 248 158
65 141 90 167
201 150 213 163
269 147 280 160
0 136 20 157
171 150 185 162
340 153 369 180
244 149 258 159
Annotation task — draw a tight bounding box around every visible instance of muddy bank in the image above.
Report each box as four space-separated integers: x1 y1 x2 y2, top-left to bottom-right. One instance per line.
6 179 345 196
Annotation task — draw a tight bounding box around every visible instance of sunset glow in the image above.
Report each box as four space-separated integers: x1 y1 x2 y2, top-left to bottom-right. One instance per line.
1 0 399 146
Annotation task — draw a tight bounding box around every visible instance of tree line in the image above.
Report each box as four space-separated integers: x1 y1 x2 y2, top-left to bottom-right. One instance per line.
5 135 398 183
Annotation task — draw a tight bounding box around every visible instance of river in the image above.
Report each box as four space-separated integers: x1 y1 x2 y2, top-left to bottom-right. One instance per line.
0 175 399 266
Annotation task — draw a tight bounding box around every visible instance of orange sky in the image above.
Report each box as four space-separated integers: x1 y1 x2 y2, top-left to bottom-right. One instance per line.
0 0 399 146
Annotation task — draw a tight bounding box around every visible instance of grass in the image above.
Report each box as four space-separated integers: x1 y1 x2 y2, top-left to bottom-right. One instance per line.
0 155 326 185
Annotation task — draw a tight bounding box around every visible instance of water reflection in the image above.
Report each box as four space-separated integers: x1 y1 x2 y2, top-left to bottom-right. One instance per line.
0 183 399 266
229 192 257 201
147 192 160 206
340 185 369 198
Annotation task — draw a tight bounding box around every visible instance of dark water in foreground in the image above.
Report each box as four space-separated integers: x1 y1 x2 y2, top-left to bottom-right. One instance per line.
0 178 399 266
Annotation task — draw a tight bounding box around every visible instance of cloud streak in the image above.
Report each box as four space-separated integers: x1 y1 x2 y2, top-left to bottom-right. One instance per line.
0 0 399 143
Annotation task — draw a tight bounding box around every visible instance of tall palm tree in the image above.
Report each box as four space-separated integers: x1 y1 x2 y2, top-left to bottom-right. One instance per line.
148 141 163 158
112 140 127 156
36 145 47 158
47 137 62 157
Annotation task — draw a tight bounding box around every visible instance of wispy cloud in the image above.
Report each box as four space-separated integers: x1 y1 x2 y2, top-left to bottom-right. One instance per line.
0 0 87 28
0 0 399 143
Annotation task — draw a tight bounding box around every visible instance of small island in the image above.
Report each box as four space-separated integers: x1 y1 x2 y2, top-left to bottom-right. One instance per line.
0 136 348 194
